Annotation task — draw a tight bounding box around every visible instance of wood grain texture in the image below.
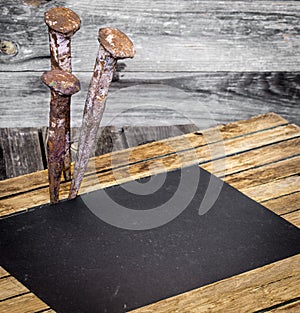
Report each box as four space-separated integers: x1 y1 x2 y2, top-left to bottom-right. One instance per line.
202 137 300 178
0 114 299 313
281 210 300 228
129 254 300 313
1 116 299 220
263 192 300 215
0 113 287 199
42 126 126 166
224 155 300 190
241 175 300 203
1 1 300 72
268 301 300 312
0 72 299 128
0 128 44 179
0 276 29 301
0 293 49 313
0 266 9 278
123 124 199 147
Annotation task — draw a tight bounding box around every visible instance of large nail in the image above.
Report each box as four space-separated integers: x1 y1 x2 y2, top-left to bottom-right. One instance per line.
68 28 135 199
45 7 81 181
42 69 80 204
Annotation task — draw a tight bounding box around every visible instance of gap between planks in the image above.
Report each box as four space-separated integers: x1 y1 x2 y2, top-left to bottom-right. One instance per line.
129 254 300 313
0 113 299 313
0 112 289 198
1 113 300 225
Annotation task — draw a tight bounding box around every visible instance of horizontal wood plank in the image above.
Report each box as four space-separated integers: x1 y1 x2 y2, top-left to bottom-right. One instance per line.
1 1 300 72
268 301 300 312
1 123 299 217
224 155 300 190
0 276 29 301
0 266 9 278
241 175 300 203
281 210 300 228
262 192 300 215
202 137 300 178
129 254 300 313
0 114 298 313
0 113 287 199
1 71 299 128
0 293 49 313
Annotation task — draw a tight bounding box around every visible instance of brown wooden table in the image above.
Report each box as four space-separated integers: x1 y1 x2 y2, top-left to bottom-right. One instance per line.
0 113 299 312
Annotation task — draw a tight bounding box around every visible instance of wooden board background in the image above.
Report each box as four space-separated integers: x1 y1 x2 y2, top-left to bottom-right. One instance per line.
0 0 300 128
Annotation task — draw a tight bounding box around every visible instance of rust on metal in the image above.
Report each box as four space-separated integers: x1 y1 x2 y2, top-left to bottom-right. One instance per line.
69 28 135 199
45 7 81 37
42 69 80 204
98 28 135 59
42 69 80 95
45 6 81 181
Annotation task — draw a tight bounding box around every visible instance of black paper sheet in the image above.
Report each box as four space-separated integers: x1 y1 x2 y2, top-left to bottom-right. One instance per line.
1 165 300 313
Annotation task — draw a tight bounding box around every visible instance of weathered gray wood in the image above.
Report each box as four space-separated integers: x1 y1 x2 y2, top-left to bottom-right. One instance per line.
0 128 44 179
41 126 126 165
1 1 300 71
123 124 198 147
69 126 126 158
0 72 299 128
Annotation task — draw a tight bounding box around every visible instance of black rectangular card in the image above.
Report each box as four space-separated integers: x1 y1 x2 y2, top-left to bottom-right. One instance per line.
1 165 300 313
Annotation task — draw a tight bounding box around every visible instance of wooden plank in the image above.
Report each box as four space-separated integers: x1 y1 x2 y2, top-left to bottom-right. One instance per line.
224 155 300 190
1 1 300 72
0 113 287 199
41 126 126 166
129 254 300 313
0 266 9 278
262 192 300 216
0 276 29 301
281 211 300 228
241 175 300 203
202 137 300 178
1 124 299 217
123 124 198 147
0 293 49 313
0 128 44 180
1 71 299 128
267 300 300 312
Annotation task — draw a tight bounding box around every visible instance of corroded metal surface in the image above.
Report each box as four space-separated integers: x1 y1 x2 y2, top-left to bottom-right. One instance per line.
98 27 135 59
69 28 135 199
45 7 81 37
42 69 80 203
45 6 81 181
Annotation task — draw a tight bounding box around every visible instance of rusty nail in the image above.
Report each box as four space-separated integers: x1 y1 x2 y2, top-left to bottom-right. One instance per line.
45 6 81 181
68 28 135 199
41 69 80 204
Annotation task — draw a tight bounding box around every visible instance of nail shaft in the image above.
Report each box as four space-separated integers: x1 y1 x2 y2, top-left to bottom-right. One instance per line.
69 28 135 199
45 7 80 181
42 69 80 203
69 47 115 199
47 91 70 203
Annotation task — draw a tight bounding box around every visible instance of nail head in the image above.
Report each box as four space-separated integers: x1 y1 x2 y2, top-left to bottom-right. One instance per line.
42 69 81 95
45 7 81 37
98 28 135 59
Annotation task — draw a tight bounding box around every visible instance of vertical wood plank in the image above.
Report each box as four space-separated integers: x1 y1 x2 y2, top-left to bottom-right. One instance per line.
123 124 198 147
0 128 44 179
41 126 127 168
